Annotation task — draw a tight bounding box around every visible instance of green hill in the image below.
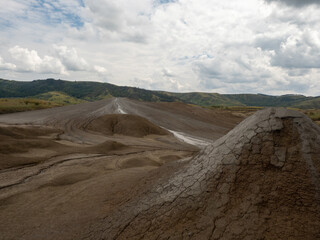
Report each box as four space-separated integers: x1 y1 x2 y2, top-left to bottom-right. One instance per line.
0 78 180 103
165 92 244 107
33 91 86 105
0 78 320 109
223 94 307 107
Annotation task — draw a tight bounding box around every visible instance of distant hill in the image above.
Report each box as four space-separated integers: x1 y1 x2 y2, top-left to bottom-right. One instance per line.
0 78 180 102
166 92 244 106
158 92 320 109
1 78 320 109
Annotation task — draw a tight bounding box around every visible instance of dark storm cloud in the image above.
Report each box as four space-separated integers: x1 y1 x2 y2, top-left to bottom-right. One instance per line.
265 0 320 7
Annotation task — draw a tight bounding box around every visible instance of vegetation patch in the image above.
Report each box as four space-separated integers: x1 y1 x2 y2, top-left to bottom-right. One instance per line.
33 91 86 105
0 98 62 114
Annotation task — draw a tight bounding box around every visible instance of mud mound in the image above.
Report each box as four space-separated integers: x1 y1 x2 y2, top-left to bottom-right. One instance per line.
86 114 169 137
91 108 320 239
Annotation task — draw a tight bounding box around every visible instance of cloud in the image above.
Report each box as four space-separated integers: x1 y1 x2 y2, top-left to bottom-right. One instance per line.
1 0 320 96
9 46 66 74
53 45 89 71
6 45 106 75
265 0 320 7
192 47 276 93
82 0 153 43
254 36 285 51
84 0 124 31
271 29 320 68
0 56 16 70
162 68 175 77
0 0 83 32
93 65 107 73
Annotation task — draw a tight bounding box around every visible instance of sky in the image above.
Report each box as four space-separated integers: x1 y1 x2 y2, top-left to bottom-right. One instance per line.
1 0 320 95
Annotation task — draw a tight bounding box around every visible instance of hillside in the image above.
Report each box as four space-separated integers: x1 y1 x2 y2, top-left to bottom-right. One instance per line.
1 78 320 109
33 91 86 105
166 92 244 106
165 92 320 109
0 78 179 103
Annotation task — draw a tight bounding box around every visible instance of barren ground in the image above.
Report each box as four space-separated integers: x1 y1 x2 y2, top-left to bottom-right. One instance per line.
0 98 242 240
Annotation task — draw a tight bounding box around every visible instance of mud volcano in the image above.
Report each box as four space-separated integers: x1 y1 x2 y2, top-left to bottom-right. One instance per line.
88 108 320 239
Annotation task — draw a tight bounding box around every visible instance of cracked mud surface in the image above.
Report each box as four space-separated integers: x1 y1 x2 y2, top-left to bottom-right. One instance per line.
0 98 242 240
85 108 320 240
2 100 318 240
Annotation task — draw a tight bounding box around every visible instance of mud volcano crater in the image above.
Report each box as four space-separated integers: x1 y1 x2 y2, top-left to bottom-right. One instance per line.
88 108 320 239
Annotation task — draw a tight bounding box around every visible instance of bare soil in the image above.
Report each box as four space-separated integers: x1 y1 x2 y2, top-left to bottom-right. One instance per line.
88 108 320 240
0 98 242 240
3 100 317 239
86 114 169 137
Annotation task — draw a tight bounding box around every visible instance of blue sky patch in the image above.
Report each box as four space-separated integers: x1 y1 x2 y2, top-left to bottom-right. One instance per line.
156 0 177 5
159 0 177 3
29 0 84 28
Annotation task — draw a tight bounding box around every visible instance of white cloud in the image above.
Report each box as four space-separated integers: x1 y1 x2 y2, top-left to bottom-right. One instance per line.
53 45 89 71
5 45 106 76
0 1 28 16
80 0 153 43
84 0 125 31
1 0 320 95
9 46 66 74
0 56 16 70
94 65 107 73
271 29 320 68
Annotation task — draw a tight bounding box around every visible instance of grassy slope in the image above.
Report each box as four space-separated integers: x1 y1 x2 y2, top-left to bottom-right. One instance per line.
166 92 244 107
34 91 86 105
0 91 86 114
0 78 180 103
1 78 320 110
0 98 62 114
164 92 320 109
221 94 317 108
291 97 320 109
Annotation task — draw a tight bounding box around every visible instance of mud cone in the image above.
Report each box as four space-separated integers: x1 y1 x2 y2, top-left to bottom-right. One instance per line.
90 108 320 240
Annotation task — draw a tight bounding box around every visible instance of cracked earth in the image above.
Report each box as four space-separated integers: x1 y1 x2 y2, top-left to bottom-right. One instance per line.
85 108 320 240
0 100 319 240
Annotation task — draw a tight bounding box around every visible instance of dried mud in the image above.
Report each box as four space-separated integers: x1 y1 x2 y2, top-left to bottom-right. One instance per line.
85 108 320 240
1 99 318 240
0 98 241 240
